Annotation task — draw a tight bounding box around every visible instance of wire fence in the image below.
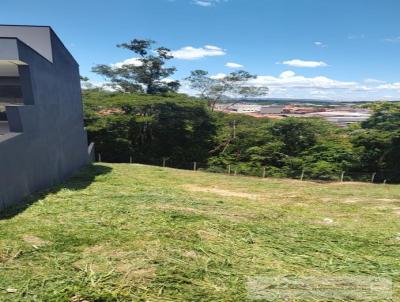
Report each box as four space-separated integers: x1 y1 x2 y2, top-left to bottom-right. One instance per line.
96 154 397 184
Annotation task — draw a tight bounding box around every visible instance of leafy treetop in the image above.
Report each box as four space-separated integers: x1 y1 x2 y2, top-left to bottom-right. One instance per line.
93 39 180 95
185 70 269 110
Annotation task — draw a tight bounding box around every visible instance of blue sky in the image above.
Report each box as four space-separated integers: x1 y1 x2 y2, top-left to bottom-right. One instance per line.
1 0 400 100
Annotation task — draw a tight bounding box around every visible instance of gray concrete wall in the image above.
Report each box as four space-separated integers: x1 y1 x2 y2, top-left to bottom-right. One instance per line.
0 26 53 62
0 27 89 210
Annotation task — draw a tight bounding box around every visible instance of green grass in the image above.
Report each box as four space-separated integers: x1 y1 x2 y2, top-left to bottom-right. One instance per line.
0 164 399 301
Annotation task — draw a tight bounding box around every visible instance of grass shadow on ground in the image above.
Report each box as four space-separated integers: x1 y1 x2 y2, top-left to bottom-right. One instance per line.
0 164 112 220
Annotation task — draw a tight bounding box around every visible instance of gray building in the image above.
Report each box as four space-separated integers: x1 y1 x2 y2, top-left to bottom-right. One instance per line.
260 105 285 114
0 25 89 210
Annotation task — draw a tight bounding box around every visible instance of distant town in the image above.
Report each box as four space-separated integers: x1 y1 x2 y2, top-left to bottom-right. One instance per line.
215 101 372 127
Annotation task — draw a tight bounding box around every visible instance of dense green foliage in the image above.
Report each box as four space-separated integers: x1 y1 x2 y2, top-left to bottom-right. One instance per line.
84 91 215 164
351 102 400 181
83 90 400 182
208 113 354 180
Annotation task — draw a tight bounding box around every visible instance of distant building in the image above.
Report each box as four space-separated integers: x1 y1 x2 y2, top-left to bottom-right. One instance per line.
229 103 261 113
283 105 326 114
214 103 230 111
215 101 371 127
306 111 371 126
260 105 285 114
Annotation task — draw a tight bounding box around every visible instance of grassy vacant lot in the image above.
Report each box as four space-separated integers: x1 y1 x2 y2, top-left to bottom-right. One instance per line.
0 164 399 301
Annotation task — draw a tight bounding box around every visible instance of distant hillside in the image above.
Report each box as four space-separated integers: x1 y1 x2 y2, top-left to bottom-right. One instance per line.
220 97 400 106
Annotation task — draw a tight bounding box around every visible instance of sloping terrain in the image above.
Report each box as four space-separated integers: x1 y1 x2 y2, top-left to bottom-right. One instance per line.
0 164 399 301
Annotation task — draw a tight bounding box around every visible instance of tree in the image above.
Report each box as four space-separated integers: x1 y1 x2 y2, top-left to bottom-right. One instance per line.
185 70 269 110
83 90 216 163
92 39 180 95
361 102 400 131
352 130 391 171
268 118 320 156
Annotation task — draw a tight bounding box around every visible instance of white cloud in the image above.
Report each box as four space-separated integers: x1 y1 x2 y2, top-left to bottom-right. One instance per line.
161 77 176 83
193 0 228 7
111 57 143 68
377 82 400 90
210 73 227 79
250 71 356 90
314 41 327 48
81 80 116 92
364 78 386 84
280 59 328 68
279 70 296 79
246 71 400 100
209 70 359 90
225 62 244 68
183 71 400 101
194 0 213 6
309 90 333 97
383 36 400 43
171 45 226 60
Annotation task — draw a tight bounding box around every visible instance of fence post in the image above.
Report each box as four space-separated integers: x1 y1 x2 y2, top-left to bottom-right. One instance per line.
371 172 376 183
262 167 266 178
340 171 345 182
130 156 133 164
228 165 231 175
301 169 305 181
193 162 197 171
234 169 237 176
162 158 167 168
98 153 102 163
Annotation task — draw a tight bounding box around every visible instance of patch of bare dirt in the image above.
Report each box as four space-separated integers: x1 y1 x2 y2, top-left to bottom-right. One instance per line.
342 198 361 204
22 235 48 247
377 198 399 202
83 245 104 254
72 260 110 273
370 205 395 211
315 218 338 226
183 184 259 200
197 229 221 241
182 250 198 259
393 208 400 215
73 245 134 273
83 245 129 258
327 182 368 186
